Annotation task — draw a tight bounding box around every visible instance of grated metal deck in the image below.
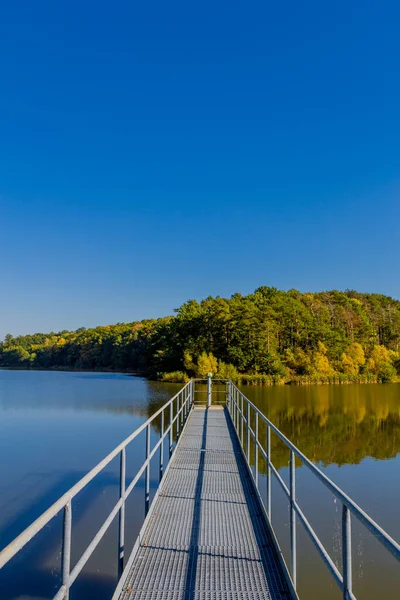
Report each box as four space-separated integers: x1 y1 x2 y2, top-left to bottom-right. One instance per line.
119 406 294 600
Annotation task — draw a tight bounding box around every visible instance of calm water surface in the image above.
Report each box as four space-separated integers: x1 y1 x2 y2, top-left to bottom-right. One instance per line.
0 370 399 600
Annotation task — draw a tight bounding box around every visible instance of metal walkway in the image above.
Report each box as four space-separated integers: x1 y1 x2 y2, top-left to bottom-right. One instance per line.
1 378 399 600
118 406 293 600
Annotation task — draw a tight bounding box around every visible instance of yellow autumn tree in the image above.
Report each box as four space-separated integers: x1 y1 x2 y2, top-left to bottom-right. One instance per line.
349 342 365 367
366 345 397 382
366 345 391 374
341 342 365 374
216 360 239 379
196 352 218 377
312 342 335 375
341 352 357 374
183 351 196 373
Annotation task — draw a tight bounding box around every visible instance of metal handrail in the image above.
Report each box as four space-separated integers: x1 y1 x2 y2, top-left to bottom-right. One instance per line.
192 378 228 381
2 377 399 600
226 381 400 600
0 380 194 600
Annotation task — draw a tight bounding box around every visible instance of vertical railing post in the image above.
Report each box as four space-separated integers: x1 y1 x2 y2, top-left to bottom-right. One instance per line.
61 501 72 600
232 386 235 427
236 389 240 432
266 425 271 519
180 390 184 430
207 374 212 408
159 411 164 482
234 387 237 429
118 448 126 578
290 450 297 589
235 389 238 431
169 401 173 458
240 394 244 446
255 412 259 488
145 424 150 515
246 401 250 463
226 381 230 410
342 504 352 599
177 394 180 439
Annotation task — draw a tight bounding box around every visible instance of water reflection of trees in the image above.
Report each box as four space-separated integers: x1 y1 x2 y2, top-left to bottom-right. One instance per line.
143 383 400 472
245 384 400 471
72 381 400 473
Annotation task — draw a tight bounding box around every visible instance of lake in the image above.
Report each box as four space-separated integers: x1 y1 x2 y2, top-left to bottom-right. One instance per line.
0 370 399 599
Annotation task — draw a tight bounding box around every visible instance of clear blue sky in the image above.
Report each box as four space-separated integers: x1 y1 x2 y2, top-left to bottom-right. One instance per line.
1 1 399 339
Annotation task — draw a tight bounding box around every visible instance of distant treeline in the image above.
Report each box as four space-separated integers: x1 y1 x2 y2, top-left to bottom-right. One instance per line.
1 287 400 384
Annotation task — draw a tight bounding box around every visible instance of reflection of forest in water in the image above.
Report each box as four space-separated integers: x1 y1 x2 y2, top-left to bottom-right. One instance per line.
238 383 400 470
15 376 397 473
143 382 400 471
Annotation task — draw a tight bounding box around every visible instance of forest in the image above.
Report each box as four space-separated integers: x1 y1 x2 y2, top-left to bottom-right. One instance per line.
1 287 400 384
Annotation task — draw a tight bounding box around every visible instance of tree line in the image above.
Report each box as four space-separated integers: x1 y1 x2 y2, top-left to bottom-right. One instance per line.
1 287 400 383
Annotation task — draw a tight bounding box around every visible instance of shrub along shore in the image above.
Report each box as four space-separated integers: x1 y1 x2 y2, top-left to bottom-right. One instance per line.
1 287 399 385
159 361 393 385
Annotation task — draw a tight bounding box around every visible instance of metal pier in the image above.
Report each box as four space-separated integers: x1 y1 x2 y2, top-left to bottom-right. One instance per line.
0 377 399 600
117 406 294 600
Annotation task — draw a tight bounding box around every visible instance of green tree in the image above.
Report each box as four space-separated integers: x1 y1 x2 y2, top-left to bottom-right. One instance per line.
1 287 400 384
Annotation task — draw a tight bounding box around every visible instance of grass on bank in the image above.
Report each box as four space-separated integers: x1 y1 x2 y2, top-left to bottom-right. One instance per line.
159 350 399 385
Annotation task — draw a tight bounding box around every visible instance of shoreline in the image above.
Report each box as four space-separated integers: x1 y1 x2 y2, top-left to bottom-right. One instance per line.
0 366 144 376
0 366 398 385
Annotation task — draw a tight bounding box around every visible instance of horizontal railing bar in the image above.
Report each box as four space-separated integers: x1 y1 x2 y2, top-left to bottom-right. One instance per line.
235 405 246 422
69 497 123 585
293 501 356 600
195 390 227 393
229 386 400 561
52 584 67 600
192 378 228 382
255 437 265 456
172 405 186 423
297 502 356 600
125 437 163 498
270 460 290 497
0 381 192 569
